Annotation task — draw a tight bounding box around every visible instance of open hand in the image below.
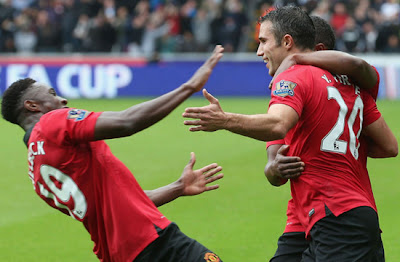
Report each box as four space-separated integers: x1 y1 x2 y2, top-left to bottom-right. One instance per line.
179 152 224 196
271 145 304 180
183 89 227 132
185 45 224 93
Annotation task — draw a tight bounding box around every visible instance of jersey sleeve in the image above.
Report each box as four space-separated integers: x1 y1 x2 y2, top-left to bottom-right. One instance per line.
269 65 309 118
362 92 381 127
41 108 103 144
266 139 285 149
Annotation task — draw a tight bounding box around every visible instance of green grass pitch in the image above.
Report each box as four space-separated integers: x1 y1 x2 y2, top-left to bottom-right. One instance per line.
0 97 399 261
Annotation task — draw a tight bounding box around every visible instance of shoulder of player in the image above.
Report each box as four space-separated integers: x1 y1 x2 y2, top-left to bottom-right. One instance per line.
274 65 314 85
279 64 319 78
42 108 92 121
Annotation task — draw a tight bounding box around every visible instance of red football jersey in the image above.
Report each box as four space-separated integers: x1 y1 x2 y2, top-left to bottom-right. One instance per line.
354 65 381 215
269 65 381 236
266 66 381 235
26 108 171 262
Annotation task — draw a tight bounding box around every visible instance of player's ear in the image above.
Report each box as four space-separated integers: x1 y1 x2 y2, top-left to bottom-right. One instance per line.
282 34 294 49
24 100 41 112
314 43 326 51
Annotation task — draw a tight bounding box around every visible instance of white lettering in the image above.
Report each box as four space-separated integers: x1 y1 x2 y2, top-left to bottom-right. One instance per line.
355 86 361 95
340 75 351 86
80 64 104 98
105 64 132 98
57 64 81 98
37 141 45 155
27 65 52 86
28 142 35 189
321 74 331 83
28 141 46 155
6 64 132 98
7 65 29 88
333 74 352 86
6 65 52 89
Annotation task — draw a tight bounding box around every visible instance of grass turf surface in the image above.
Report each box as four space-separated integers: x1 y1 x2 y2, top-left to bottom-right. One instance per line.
0 97 399 261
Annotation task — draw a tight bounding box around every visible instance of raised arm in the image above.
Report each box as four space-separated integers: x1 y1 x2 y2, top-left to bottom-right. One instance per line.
144 152 224 207
183 89 299 141
93 45 224 140
363 116 398 158
272 51 378 90
265 144 304 186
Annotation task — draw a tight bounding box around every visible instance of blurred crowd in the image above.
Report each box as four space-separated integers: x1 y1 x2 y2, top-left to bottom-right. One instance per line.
1 0 400 58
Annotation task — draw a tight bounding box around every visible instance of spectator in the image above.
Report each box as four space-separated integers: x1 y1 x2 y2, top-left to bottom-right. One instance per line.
330 2 349 37
380 0 400 23
112 6 130 52
161 3 182 53
126 13 146 56
11 0 35 11
3 0 400 54
337 17 364 52
311 0 330 22
382 33 400 53
362 20 378 52
36 10 62 52
87 12 116 52
0 0 16 52
192 6 213 52
13 13 37 53
103 0 117 22
72 13 91 51
61 0 80 52
141 8 169 58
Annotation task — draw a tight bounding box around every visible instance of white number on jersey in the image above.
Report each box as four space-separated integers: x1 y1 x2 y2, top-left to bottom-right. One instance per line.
38 165 87 220
320 86 363 160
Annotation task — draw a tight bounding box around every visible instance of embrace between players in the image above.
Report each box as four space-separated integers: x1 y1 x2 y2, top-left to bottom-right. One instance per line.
2 6 397 262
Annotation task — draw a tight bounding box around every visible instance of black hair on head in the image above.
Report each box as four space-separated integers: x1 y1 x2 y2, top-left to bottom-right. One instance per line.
311 15 336 50
258 6 315 50
1 78 37 124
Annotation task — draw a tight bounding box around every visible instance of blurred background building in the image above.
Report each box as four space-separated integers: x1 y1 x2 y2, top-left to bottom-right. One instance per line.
2 0 400 58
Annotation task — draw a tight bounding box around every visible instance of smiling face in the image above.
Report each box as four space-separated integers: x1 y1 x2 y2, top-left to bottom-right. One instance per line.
256 20 288 76
25 82 68 114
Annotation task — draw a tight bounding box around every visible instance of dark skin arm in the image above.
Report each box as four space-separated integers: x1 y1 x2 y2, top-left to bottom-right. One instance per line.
93 45 224 140
145 152 224 207
89 46 225 207
363 116 398 158
270 51 378 90
264 144 304 186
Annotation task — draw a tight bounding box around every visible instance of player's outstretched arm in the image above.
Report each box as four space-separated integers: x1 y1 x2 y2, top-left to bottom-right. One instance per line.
363 116 398 158
93 45 224 140
183 90 299 141
144 152 224 207
270 51 378 90
265 144 304 186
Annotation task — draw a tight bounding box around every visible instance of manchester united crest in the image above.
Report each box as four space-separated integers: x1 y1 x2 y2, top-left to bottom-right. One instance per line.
204 252 220 262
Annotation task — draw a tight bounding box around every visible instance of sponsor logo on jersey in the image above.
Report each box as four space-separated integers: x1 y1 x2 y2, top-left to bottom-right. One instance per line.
67 109 89 121
273 80 297 97
204 252 220 262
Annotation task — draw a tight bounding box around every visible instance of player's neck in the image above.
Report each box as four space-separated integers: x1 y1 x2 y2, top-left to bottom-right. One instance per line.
20 114 42 132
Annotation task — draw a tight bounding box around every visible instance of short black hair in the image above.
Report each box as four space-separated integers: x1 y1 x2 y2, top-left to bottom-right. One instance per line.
1 78 37 124
259 6 315 50
311 15 336 50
